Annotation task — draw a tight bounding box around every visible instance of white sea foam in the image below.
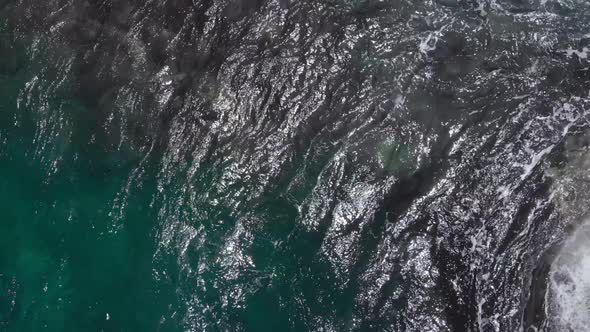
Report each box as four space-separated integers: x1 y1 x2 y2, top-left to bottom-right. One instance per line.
562 47 590 60
419 31 440 55
548 222 590 331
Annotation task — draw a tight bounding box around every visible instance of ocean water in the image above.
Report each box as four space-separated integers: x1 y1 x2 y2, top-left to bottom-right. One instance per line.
2 1 590 331
0 24 345 331
0 32 167 330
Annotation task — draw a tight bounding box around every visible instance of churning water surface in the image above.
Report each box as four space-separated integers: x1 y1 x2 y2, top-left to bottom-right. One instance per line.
1 0 590 331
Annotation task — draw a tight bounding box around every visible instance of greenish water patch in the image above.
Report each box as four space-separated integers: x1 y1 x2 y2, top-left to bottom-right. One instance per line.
0 26 353 332
0 31 179 331
377 140 415 174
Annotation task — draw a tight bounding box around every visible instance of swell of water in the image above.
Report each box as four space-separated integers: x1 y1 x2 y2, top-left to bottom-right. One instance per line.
1 0 590 331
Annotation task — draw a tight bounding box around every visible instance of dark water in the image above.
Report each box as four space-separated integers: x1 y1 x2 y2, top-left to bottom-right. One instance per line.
1 0 590 331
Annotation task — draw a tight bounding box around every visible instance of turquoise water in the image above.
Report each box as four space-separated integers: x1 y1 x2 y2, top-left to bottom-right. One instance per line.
0 28 346 331
0 31 171 331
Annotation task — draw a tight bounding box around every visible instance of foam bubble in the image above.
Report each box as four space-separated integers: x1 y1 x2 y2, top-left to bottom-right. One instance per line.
548 222 590 331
